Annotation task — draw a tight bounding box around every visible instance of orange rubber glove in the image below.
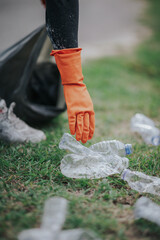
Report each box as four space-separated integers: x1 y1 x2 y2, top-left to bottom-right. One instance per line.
50 48 95 143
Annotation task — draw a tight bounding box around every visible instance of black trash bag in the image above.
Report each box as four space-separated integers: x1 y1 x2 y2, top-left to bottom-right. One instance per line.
27 62 60 106
0 26 66 125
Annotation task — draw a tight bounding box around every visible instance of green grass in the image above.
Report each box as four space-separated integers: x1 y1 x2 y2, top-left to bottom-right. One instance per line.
0 0 160 239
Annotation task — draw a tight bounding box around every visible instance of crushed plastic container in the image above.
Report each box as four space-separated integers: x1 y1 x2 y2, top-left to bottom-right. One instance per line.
61 153 129 179
59 133 131 179
134 197 160 226
121 169 160 196
59 133 132 157
131 113 160 145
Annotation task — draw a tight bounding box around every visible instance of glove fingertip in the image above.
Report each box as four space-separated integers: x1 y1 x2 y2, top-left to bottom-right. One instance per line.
76 136 81 141
70 129 75 135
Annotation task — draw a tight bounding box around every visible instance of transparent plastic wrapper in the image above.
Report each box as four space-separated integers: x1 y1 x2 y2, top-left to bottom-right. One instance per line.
131 113 160 145
121 169 160 196
41 197 68 232
59 133 130 179
134 197 160 226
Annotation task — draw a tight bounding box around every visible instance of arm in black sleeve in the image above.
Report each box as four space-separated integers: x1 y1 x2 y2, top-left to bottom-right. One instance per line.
45 0 79 50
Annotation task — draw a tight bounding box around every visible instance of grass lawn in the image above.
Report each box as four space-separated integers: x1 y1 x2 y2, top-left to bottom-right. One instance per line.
0 0 160 239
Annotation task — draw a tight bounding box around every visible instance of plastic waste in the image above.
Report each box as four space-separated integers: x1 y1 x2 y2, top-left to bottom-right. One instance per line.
89 140 132 157
131 113 155 126
59 229 100 240
131 113 160 145
18 197 101 240
18 229 100 240
18 229 54 240
61 153 129 179
41 197 68 232
59 133 130 179
59 133 94 156
134 197 160 226
121 169 160 196
59 133 132 157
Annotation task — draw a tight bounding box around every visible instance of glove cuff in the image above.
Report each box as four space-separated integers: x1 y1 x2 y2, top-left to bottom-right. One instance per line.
50 48 84 85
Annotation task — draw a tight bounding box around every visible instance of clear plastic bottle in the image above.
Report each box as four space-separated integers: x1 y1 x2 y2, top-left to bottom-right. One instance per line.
134 197 160 226
59 133 132 157
131 113 160 145
18 229 54 240
121 169 160 196
89 140 132 157
59 133 95 156
60 154 129 179
131 113 155 126
41 197 68 232
18 197 68 240
59 133 131 179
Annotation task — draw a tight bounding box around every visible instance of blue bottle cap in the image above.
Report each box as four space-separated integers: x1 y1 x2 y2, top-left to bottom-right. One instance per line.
125 144 132 155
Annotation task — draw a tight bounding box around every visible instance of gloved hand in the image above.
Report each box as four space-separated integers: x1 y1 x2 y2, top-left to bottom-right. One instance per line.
50 48 95 143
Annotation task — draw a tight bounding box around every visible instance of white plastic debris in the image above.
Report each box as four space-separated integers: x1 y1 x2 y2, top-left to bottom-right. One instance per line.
89 140 132 157
18 229 54 240
131 113 155 127
41 197 68 232
61 153 129 179
134 197 160 226
59 229 100 240
59 133 131 179
59 133 96 156
18 197 102 240
131 113 160 145
121 169 160 196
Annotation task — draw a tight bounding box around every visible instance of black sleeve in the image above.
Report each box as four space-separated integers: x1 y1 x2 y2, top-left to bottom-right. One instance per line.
45 0 79 49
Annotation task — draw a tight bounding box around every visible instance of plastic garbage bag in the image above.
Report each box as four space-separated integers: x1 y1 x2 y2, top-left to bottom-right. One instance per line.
59 133 130 179
134 197 160 226
121 169 160 196
0 26 66 124
131 113 160 145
